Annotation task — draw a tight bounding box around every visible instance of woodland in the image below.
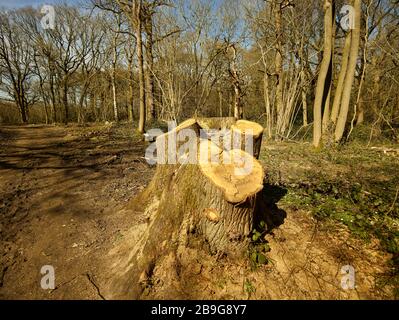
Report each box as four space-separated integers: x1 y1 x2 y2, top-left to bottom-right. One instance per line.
0 0 398 300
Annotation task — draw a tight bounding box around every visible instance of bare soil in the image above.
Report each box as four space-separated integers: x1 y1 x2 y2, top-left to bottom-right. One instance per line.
0 124 395 299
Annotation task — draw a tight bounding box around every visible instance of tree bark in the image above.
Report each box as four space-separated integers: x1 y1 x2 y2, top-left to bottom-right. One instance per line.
49 71 57 123
274 3 284 134
127 48 135 123
134 0 146 133
104 118 265 299
227 45 243 120
330 32 352 124
300 70 308 127
17 99 28 124
263 72 273 137
144 13 156 121
313 0 334 147
111 16 121 123
334 0 361 143
62 77 69 124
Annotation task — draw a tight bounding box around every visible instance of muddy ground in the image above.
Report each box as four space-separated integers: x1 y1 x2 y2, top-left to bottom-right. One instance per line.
0 124 396 299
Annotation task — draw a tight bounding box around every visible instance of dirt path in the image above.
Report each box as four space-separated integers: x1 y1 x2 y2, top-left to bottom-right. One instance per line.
0 125 153 299
0 125 394 299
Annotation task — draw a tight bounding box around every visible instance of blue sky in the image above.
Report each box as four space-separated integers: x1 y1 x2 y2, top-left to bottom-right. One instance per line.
0 0 81 9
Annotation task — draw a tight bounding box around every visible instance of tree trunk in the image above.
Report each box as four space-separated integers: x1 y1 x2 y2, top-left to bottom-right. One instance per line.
313 0 334 147
263 72 272 137
322 17 335 135
112 29 119 123
18 99 28 124
145 14 156 121
127 53 135 123
218 87 223 117
103 117 265 299
227 45 243 120
330 31 352 124
334 0 361 143
63 77 69 124
49 73 57 123
356 104 364 124
43 98 49 125
274 3 284 134
134 0 146 133
78 83 89 124
354 31 369 127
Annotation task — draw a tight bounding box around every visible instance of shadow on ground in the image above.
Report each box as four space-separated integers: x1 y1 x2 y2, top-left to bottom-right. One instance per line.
255 183 288 232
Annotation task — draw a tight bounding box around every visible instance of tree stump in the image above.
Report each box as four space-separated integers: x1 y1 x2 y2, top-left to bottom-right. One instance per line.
231 120 264 159
105 117 265 299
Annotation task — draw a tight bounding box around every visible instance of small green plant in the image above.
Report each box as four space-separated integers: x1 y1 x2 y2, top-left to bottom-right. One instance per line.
216 278 227 289
251 220 267 242
244 278 256 297
249 221 271 268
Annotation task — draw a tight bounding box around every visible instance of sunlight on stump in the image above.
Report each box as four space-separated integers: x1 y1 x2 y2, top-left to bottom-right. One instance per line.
231 120 264 159
105 117 265 299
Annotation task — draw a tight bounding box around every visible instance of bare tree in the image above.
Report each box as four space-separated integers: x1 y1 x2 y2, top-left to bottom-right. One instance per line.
0 10 37 123
313 0 334 147
334 0 361 142
48 6 89 124
226 44 243 119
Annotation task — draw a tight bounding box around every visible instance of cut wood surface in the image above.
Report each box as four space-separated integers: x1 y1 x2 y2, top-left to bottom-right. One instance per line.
231 120 264 159
199 139 264 203
105 117 265 299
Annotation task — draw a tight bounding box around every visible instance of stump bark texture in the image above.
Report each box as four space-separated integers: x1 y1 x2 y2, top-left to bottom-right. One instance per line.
105 117 265 299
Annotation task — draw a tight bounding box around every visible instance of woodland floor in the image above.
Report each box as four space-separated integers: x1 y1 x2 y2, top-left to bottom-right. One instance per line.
0 123 397 299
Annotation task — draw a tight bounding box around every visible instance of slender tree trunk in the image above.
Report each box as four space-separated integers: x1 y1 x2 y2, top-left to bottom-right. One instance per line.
227 45 243 120
127 53 135 122
218 87 223 117
313 0 334 147
112 78 118 122
300 70 308 126
63 77 69 125
43 98 49 124
113 15 122 123
49 73 57 123
330 32 352 124
274 4 284 134
78 83 91 124
39 83 49 124
335 0 361 142
322 57 333 131
357 103 364 124
263 72 272 138
91 91 99 122
17 99 27 124
355 26 369 126
112 45 119 122
322 16 335 134
134 0 146 133
145 14 156 121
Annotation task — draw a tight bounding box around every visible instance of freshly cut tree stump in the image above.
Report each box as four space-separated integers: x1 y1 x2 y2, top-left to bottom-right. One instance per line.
105 117 265 299
231 120 264 159
196 117 237 130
